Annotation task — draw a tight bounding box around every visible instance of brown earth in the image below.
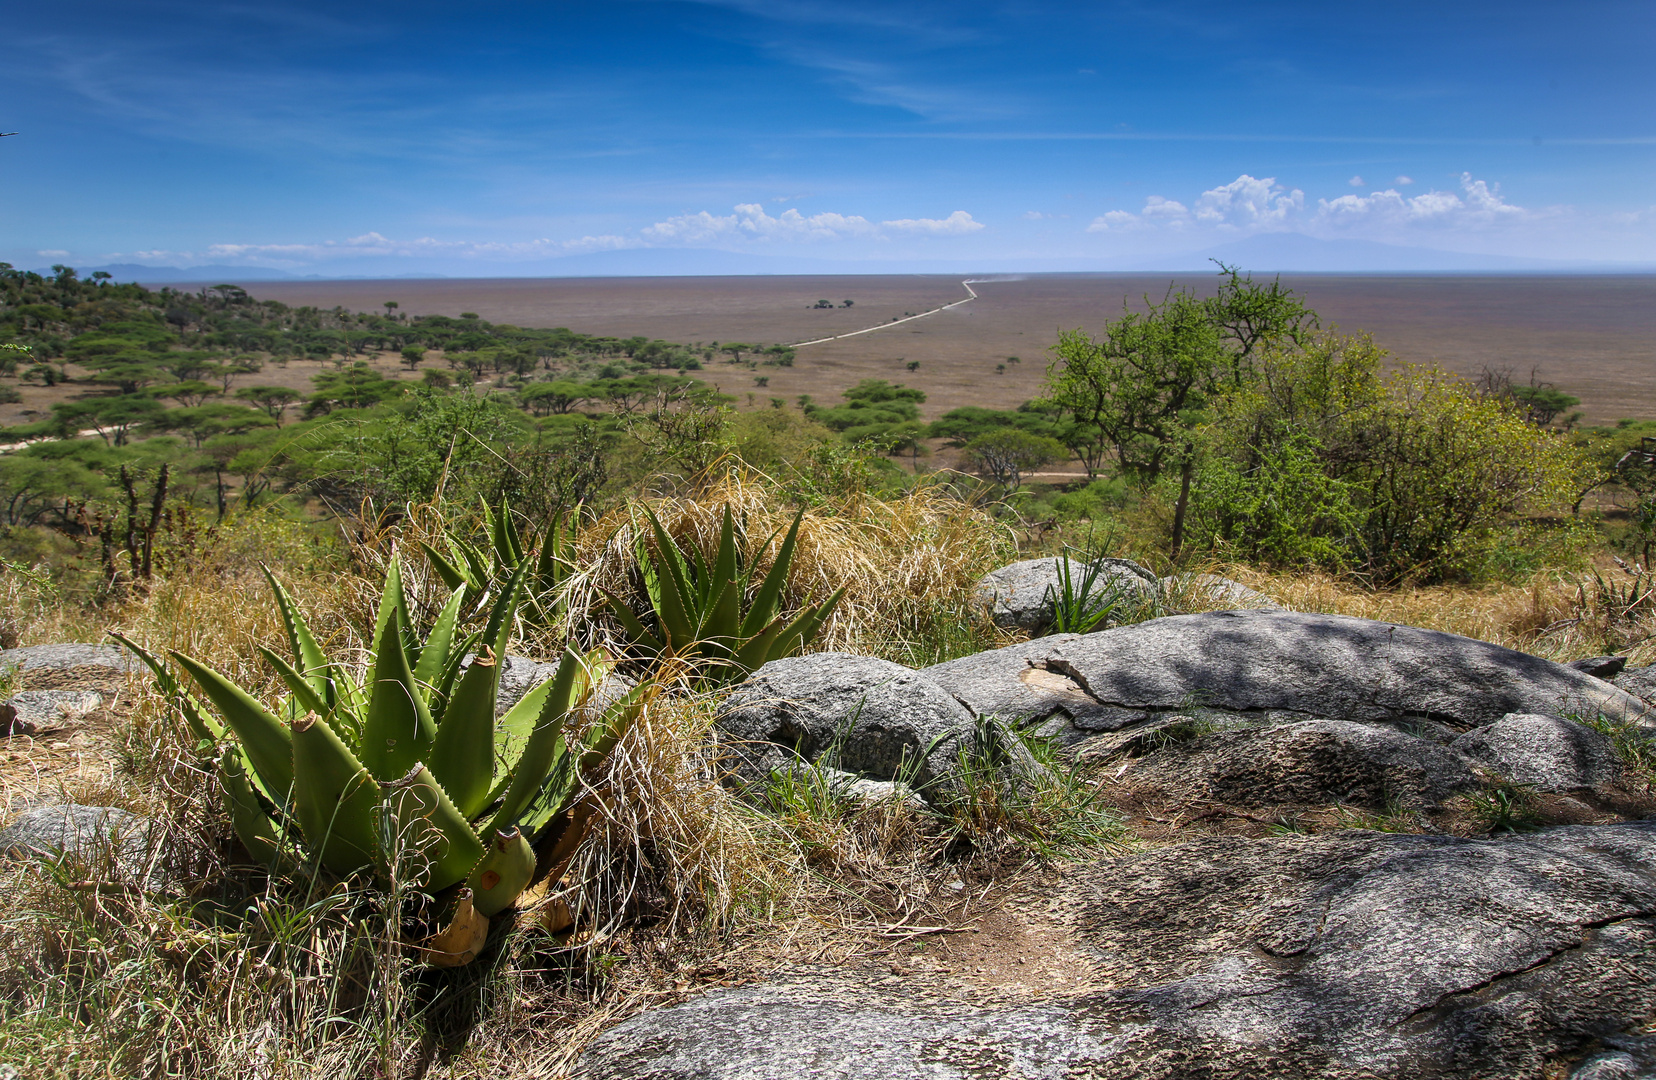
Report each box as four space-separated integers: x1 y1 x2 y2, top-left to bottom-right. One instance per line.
232 273 1656 425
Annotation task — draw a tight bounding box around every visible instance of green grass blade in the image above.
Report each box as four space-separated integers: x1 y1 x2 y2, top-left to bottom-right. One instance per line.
171 651 294 801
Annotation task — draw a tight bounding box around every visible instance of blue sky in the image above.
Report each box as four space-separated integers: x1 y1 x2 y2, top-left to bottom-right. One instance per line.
5 0 1654 274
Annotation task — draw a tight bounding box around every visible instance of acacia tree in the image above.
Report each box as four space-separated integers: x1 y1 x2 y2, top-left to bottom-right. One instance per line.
1043 263 1317 554
965 428 1066 496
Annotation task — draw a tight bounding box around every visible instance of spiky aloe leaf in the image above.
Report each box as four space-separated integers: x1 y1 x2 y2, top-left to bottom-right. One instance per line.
109 632 223 746
490 650 602 790
774 585 846 659
709 505 741 610
418 540 470 593
290 712 380 877
415 585 469 712
218 744 285 869
381 764 485 891
258 646 329 719
488 501 524 568
642 508 698 648
519 683 647 835
370 558 414 672
467 827 536 917
171 652 295 802
261 567 333 705
738 510 805 639
600 588 663 654
485 648 587 837
360 607 436 781
429 649 501 819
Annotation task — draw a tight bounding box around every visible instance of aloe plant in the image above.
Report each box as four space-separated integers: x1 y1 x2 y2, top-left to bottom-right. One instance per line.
420 500 576 632
115 557 644 937
604 504 844 686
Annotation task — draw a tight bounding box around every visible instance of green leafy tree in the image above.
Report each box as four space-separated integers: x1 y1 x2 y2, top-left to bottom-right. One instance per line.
1044 264 1317 553
964 428 1067 495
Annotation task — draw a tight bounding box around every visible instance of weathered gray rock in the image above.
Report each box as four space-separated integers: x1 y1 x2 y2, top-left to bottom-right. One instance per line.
715 653 986 794
925 611 1653 741
0 804 159 879
1451 712 1622 791
973 556 1157 632
1122 718 1480 809
1614 663 1656 705
1161 572 1279 610
1570 655 1629 679
574 822 1656 1080
0 643 136 679
0 689 103 735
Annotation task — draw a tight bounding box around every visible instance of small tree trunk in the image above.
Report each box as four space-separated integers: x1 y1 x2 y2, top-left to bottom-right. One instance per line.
1170 454 1195 559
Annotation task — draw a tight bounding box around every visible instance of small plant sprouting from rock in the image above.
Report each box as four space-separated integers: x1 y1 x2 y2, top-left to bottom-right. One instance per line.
1466 778 1543 833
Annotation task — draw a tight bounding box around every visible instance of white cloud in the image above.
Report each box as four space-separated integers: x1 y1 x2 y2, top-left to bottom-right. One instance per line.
641 203 879 244
1315 173 1528 229
1395 175 1415 186
37 249 69 257
1192 175 1304 228
881 210 984 235
1349 175 1365 187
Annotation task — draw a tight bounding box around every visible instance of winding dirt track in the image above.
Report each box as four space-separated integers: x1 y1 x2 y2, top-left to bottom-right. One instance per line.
790 281 980 347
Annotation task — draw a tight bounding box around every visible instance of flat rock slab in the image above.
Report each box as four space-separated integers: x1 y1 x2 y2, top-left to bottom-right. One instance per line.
0 644 137 690
1451 712 1622 792
575 822 1656 1080
0 690 104 735
925 611 1653 738
0 804 159 880
1122 718 1480 809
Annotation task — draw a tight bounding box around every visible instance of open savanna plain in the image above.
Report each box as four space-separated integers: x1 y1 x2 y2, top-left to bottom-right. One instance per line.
237 272 1656 425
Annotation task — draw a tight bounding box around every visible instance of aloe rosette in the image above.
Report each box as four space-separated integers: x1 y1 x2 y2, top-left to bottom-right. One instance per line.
604 504 845 687
116 556 644 933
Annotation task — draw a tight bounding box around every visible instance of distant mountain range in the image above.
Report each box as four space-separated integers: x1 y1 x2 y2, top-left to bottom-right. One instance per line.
50 235 1654 284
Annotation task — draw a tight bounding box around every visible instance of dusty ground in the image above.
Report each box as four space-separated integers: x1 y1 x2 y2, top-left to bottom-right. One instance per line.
231 273 1656 425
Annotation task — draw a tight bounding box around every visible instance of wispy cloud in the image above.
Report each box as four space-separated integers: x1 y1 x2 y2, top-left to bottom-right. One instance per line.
92 202 986 268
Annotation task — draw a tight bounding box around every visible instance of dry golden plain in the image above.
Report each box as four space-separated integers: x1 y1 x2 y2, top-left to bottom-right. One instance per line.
239 273 1656 425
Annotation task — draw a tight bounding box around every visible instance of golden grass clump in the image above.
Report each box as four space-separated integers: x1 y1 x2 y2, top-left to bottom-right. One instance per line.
558 470 1017 665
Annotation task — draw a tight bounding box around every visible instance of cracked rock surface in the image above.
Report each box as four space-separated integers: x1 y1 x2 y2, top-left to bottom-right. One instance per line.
574 823 1656 1079
925 610 1652 740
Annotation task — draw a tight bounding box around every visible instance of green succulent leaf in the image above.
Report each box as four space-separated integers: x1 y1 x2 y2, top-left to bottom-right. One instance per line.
419 540 470 593
290 711 381 878
486 647 588 837
361 606 436 781
739 510 805 639
467 827 537 917
171 651 295 802
109 632 223 746
262 566 333 706
415 584 469 703
381 764 485 891
430 649 502 819
218 743 285 869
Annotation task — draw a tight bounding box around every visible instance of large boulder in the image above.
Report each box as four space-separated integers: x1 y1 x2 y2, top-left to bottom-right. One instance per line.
0 643 136 690
573 822 1656 1079
1614 663 1656 704
1450 712 1623 792
973 556 1157 632
1122 718 1481 809
0 689 103 736
714 653 987 794
925 611 1653 742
